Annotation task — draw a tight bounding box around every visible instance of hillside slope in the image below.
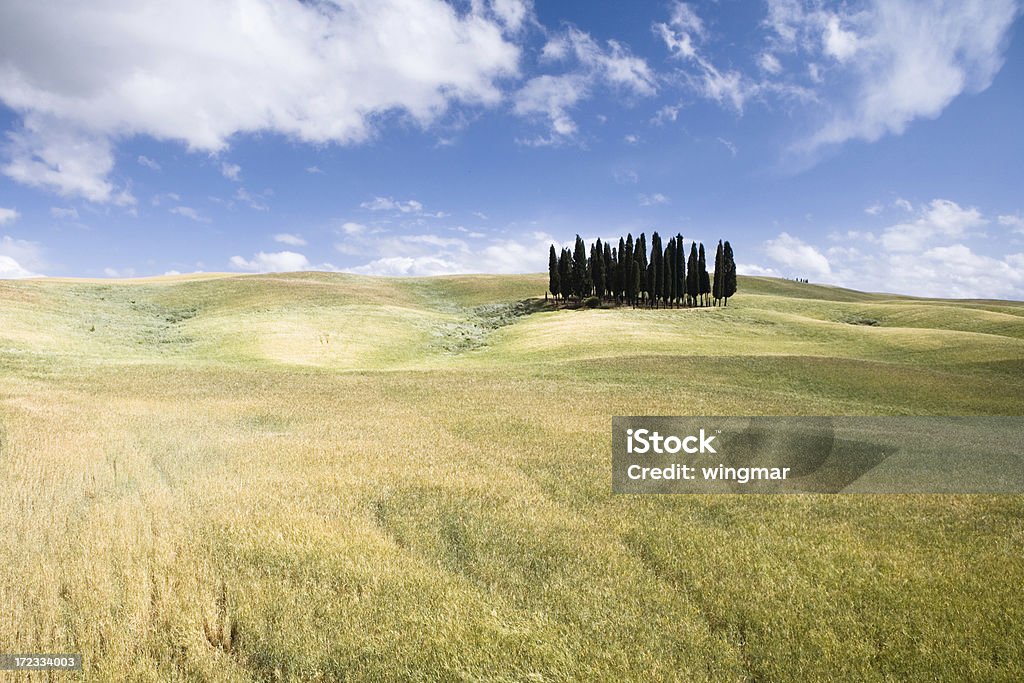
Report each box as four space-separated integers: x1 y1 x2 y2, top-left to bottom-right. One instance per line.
1 273 1023 680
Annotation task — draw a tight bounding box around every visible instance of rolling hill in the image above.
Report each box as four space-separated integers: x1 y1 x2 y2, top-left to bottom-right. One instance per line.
1 272 1022 680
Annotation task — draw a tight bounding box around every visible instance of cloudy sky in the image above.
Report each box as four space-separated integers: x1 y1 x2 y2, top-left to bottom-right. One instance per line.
0 0 1022 298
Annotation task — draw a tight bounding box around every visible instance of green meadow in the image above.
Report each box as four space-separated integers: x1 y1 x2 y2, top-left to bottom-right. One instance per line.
1 272 1023 681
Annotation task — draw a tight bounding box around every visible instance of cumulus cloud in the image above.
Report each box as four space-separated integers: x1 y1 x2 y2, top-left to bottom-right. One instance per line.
340 227 567 277
760 198 1024 299
273 233 306 246
229 250 313 273
878 199 986 252
998 214 1024 233
0 0 520 202
0 207 18 226
764 231 832 277
0 234 44 278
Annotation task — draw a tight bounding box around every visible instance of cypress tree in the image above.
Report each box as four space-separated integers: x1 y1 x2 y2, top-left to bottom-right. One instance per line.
634 234 647 305
674 234 685 306
572 235 590 298
548 244 559 301
664 243 673 307
627 257 639 306
591 241 606 299
604 242 614 302
617 237 627 302
624 234 634 304
650 232 663 307
558 248 572 301
698 243 710 307
723 240 737 306
686 242 698 306
712 240 724 305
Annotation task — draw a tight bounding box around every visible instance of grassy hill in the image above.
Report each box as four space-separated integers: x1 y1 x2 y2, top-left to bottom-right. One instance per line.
1 273 1022 680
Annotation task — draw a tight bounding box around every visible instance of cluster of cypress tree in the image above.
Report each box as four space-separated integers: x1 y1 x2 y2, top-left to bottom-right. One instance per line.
547 233 736 307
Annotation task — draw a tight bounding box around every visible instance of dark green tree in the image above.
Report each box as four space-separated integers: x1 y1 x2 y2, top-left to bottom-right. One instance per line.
558 248 572 301
603 241 615 302
572 235 590 298
723 240 737 305
548 244 559 301
650 232 663 307
591 240 606 299
698 242 710 307
686 242 699 306
674 234 685 306
712 240 724 305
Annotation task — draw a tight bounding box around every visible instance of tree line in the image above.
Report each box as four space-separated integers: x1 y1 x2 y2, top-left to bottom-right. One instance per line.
547 232 737 307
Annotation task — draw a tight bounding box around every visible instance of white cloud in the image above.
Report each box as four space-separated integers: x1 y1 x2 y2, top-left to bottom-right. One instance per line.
516 27 656 143
0 235 44 278
894 198 913 212
170 205 210 223
347 230 562 276
638 193 670 206
803 0 1019 150
998 215 1024 233
235 187 269 211
624 134 639 144
758 52 782 75
273 233 306 246
489 0 532 33
340 221 369 236
737 263 781 277
865 203 883 216
0 207 18 226
137 155 161 170
0 1 520 203
764 232 832 276
879 199 986 252
305 165 323 174
360 196 427 214
50 207 79 220
103 266 136 278
717 137 737 157
220 162 241 181
650 103 681 125
229 250 312 273
767 198 1024 298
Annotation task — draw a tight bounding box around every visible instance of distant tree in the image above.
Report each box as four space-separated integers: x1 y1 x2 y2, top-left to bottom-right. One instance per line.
603 241 615 302
686 242 698 306
558 248 572 301
548 245 560 301
624 234 634 304
664 241 674 307
698 243 710 307
616 237 627 302
712 240 724 305
572 235 590 298
674 234 685 306
591 240 606 299
650 232 663 307
723 240 737 306
635 234 648 304
628 259 640 307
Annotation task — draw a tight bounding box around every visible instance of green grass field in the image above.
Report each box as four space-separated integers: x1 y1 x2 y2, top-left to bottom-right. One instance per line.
2 272 1022 681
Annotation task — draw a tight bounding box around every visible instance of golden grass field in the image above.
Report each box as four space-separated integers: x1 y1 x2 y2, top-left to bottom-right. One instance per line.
1 272 1023 681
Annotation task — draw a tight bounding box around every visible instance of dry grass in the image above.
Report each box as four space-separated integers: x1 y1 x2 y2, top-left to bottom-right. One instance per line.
1 272 1022 680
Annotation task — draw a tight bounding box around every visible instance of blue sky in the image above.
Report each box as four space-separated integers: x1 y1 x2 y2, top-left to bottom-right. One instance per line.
0 0 1022 298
